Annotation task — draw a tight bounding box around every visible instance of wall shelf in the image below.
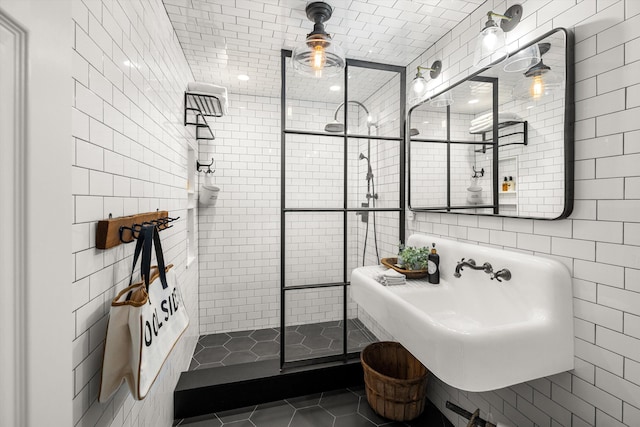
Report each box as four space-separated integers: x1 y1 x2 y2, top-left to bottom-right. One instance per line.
474 121 528 153
184 92 223 141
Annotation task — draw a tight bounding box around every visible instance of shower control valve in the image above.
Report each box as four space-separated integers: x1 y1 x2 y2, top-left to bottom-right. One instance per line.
366 193 378 200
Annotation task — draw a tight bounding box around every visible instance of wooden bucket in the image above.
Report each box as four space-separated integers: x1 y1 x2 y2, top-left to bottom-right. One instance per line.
361 341 429 421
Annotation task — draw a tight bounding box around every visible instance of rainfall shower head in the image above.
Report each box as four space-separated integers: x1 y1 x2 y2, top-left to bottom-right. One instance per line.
325 121 345 132
324 100 373 133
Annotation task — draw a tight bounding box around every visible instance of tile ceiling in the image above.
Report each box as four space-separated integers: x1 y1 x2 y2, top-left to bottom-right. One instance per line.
163 0 487 101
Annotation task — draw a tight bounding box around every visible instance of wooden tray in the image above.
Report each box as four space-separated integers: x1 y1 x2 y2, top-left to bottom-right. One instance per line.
381 258 428 279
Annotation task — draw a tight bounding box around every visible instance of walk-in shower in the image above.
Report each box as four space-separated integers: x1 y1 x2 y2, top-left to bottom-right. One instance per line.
325 100 380 266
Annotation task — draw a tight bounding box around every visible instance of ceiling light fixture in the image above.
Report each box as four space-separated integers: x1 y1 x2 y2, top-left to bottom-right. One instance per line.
408 60 442 105
291 1 345 78
329 85 341 91
473 4 523 68
237 74 250 81
468 99 479 104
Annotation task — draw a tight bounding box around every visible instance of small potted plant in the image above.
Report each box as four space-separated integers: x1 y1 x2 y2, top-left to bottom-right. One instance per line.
399 246 429 270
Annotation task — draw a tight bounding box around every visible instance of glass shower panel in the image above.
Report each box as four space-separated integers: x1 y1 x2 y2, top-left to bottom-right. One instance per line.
283 286 345 362
285 134 344 210
284 56 343 133
346 286 379 353
409 141 448 209
347 137 400 210
347 66 402 138
409 105 447 140
284 212 344 287
347 210 400 270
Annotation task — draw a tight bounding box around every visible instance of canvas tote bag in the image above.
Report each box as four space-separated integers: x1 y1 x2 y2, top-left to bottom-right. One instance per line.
99 224 189 402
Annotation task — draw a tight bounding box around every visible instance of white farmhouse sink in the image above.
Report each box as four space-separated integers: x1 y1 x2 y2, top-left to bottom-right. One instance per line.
351 234 574 392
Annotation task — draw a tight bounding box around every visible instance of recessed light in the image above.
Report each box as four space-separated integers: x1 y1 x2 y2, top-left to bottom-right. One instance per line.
468 99 479 104
237 74 250 81
526 105 534 109
422 121 429 124
330 85 341 91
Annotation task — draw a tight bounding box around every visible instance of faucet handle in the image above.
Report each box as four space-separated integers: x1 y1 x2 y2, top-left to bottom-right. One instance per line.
490 268 512 282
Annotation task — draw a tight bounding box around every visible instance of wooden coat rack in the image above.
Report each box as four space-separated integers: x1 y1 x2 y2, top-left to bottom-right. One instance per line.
96 210 173 250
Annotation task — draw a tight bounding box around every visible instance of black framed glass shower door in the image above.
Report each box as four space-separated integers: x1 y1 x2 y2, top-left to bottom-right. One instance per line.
279 50 406 369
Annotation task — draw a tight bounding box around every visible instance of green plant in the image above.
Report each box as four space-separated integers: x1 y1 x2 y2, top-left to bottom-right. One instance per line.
399 246 430 270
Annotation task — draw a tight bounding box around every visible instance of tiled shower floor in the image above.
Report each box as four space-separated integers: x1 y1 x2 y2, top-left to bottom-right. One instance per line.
176 386 454 427
190 319 377 370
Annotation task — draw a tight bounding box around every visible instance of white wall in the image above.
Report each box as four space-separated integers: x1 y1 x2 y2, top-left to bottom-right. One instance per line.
402 0 640 426
71 0 199 425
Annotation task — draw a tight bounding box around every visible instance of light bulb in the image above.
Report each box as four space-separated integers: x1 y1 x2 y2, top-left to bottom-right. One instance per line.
483 30 497 49
412 78 425 94
312 45 326 71
531 75 544 99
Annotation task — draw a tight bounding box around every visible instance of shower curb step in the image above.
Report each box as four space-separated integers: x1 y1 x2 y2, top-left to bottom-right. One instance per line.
174 358 364 419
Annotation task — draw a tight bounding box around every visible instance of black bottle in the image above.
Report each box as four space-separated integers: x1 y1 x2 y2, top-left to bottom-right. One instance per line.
428 243 440 284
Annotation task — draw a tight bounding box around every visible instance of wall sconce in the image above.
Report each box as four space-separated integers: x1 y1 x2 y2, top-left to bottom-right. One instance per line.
473 4 523 68
513 43 563 100
408 61 442 104
291 2 345 78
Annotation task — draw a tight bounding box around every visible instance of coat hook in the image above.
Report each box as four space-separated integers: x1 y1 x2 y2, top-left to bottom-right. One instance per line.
197 157 215 174
472 166 484 178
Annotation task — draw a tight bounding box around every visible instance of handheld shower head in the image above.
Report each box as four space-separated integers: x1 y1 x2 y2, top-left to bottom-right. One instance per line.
359 153 373 181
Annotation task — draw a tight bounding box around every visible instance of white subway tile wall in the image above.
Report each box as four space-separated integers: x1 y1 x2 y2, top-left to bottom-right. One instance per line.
393 0 640 426
71 0 198 426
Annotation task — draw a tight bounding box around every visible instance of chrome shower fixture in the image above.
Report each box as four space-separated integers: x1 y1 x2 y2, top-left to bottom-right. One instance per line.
324 100 373 133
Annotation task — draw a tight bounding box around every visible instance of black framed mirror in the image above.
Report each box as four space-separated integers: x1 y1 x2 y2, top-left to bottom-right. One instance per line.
408 28 574 219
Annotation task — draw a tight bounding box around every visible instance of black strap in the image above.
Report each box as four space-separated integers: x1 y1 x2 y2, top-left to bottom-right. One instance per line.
140 224 169 292
128 227 147 287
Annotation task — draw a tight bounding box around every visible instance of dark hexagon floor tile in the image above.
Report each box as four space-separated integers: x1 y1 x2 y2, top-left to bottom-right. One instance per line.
250 400 295 427
215 405 256 423
221 351 258 365
289 406 334 427
224 336 257 352
249 328 279 342
334 413 377 427
200 333 231 347
302 334 332 350
315 320 341 329
193 342 205 354
321 326 343 340
286 392 322 409
284 344 311 360
348 330 369 345
348 386 367 397
358 399 391 426
177 413 223 426
319 389 360 417
227 330 253 337
329 339 344 350
296 323 324 337
277 331 304 345
251 340 280 357
221 420 255 426
194 346 230 364
188 358 200 370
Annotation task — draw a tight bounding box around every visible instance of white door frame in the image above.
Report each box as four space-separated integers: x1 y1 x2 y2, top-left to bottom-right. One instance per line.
0 1 72 426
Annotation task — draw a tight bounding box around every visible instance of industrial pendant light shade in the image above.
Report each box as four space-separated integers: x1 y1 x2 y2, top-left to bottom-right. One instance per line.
473 4 523 68
291 2 345 78
408 61 442 105
513 43 563 100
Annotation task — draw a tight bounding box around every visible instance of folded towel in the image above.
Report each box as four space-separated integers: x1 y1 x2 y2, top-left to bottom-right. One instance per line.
469 112 522 134
376 269 406 286
470 112 520 127
187 82 229 115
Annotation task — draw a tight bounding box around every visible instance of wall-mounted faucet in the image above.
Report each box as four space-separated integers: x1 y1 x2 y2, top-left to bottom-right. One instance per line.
454 258 512 282
453 258 493 277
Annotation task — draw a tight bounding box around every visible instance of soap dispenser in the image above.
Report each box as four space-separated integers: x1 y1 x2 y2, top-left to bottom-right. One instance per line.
428 243 440 284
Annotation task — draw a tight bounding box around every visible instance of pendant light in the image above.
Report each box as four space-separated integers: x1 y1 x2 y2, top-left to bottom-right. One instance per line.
291 2 345 78
503 43 541 73
473 4 523 68
408 61 442 105
513 43 563 100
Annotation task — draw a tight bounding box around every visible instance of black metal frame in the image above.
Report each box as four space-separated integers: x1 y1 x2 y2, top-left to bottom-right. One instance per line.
184 92 223 141
280 50 406 370
407 27 575 220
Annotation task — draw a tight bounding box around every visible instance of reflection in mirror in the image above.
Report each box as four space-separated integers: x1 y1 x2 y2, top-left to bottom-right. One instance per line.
408 28 573 219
